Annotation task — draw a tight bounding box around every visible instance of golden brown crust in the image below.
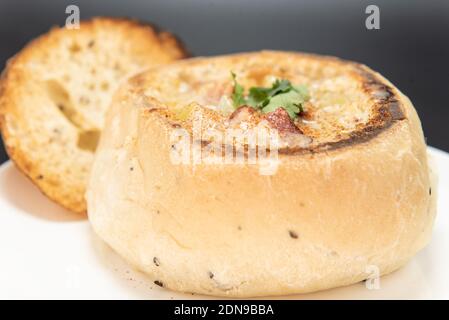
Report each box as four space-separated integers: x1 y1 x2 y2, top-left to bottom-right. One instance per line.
87 51 435 297
123 51 407 156
0 17 189 213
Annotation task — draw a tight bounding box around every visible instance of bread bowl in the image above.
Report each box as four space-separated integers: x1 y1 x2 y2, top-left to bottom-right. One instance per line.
87 51 436 297
0 17 188 213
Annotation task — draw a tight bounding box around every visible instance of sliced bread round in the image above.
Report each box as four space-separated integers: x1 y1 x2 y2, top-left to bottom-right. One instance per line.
0 17 188 213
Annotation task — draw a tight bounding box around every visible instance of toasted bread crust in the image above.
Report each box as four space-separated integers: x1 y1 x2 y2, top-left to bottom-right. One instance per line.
0 17 188 213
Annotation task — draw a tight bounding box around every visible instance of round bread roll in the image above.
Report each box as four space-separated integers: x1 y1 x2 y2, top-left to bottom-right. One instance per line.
87 51 436 297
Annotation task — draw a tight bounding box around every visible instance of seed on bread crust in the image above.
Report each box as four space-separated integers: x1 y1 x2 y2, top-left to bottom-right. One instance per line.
154 280 164 287
289 230 299 239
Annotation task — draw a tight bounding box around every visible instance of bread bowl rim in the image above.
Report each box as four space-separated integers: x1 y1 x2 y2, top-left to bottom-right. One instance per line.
129 50 407 156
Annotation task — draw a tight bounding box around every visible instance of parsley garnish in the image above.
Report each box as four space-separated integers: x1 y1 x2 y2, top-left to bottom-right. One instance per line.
231 72 246 107
231 73 309 119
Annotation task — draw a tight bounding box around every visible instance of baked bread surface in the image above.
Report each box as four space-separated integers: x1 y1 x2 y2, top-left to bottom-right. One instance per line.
0 17 187 213
87 51 436 297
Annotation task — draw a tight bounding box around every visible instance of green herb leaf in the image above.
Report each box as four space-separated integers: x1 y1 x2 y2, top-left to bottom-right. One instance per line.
246 87 270 107
262 90 305 119
268 79 292 96
231 72 246 107
293 84 309 100
230 72 309 119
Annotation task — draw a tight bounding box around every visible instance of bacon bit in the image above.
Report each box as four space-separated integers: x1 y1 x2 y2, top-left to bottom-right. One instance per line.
264 107 303 134
229 105 257 123
203 82 233 105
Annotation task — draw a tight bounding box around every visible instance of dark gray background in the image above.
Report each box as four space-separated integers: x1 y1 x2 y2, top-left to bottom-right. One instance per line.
1 0 448 164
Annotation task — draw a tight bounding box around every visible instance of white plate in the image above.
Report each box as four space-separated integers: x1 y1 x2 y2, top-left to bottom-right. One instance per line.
0 147 448 300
